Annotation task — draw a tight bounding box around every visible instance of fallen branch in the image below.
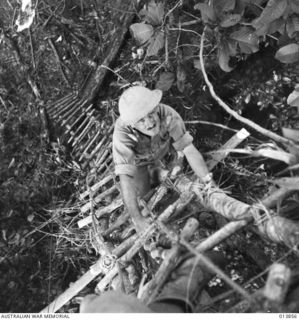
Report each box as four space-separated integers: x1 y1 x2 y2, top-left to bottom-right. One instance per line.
207 128 250 170
185 120 240 133
175 175 299 248
209 148 297 165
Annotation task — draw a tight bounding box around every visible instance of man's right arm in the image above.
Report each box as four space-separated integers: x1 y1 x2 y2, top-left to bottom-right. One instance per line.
119 174 149 234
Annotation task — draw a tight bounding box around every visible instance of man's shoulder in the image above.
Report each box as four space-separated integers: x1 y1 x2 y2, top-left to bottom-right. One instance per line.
113 118 137 144
158 103 174 113
114 118 130 134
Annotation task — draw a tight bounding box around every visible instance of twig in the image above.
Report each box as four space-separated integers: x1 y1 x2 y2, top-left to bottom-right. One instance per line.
185 120 239 133
276 163 299 176
0 95 8 111
47 38 70 87
174 19 201 27
199 27 296 148
168 26 203 38
28 28 36 70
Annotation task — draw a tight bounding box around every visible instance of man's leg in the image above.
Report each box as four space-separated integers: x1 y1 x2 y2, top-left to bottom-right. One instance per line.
80 292 152 313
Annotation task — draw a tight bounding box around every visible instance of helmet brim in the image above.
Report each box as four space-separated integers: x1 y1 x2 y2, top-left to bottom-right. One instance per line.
121 89 162 125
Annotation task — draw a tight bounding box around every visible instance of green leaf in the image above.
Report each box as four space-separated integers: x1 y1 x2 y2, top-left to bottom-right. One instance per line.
254 24 269 36
282 127 299 142
220 13 242 27
268 18 286 34
290 0 299 14
252 0 288 29
139 0 164 26
275 43 299 63
212 0 236 15
218 43 233 72
286 16 299 38
228 40 238 56
230 26 259 53
155 72 175 91
130 23 154 45
287 88 299 107
194 3 216 23
146 30 165 56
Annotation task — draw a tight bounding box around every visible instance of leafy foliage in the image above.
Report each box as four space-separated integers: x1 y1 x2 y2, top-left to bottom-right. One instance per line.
193 0 299 71
129 23 154 45
130 0 166 56
139 0 164 25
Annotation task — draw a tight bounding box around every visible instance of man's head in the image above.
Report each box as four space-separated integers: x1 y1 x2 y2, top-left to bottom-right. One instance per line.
119 86 162 136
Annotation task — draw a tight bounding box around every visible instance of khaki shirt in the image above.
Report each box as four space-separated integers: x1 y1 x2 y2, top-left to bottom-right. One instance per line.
112 103 193 176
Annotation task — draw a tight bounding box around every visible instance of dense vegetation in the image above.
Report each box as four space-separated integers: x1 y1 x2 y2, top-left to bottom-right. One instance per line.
0 0 299 313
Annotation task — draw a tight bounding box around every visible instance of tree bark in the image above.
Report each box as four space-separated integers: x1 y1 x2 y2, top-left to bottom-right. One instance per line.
79 0 139 103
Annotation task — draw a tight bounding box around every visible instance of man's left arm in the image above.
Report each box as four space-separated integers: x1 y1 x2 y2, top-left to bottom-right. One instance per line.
162 104 212 183
183 143 212 183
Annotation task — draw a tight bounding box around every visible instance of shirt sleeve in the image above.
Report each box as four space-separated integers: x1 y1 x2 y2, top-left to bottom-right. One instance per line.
112 122 137 177
161 104 193 151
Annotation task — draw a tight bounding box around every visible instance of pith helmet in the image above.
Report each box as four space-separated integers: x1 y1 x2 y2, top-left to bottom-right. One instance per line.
119 86 162 125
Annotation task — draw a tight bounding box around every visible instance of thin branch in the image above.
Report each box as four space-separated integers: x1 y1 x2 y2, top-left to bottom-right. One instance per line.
47 38 71 87
185 120 239 133
199 27 295 148
28 28 36 70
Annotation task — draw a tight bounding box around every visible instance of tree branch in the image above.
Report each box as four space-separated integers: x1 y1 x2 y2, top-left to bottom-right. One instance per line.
199 28 295 149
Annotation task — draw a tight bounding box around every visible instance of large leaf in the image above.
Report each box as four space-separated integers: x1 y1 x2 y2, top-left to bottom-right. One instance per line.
230 26 259 53
155 72 175 91
139 0 164 26
194 3 216 23
286 16 299 38
146 29 165 56
290 0 299 14
252 0 288 29
282 127 299 142
220 13 242 28
254 24 270 36
268 18 286 34
130 23 154 45
218 39 233 72
287 88 299 107
212 0 236 15
275 43 299 63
